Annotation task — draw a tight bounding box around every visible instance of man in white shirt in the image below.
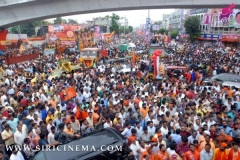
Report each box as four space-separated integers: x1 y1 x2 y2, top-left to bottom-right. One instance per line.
0 92 7 106
160 121 169 138
129 139 141 159
121 123 133 138
14 124 27 146
188 130 199 144
147 121 156 136
10 146 25 160
166 143 181 160
26 109 35 120
135 122 143 139
48 126 58 145
200 143 213 160
83 89 91 103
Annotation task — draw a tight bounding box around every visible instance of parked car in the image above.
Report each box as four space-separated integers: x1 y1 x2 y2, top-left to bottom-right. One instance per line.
222 81 240 89
32 128 132 160
203 73 240 85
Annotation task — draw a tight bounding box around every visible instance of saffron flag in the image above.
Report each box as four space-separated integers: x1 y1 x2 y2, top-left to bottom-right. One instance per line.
62 86 77 101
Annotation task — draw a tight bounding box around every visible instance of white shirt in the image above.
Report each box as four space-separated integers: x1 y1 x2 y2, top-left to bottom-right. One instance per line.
188 135 199 144
10 151 25 160
121 127 133 138
1 95 7 106
147 126 156 136
160 126 169 137
103 121 112 128
83 92 91 102
194 123 200 131
27 114 34 120
129 141 141 157
34 118 42 125
200 149 213 160
14 130 26 146
40 93 48 103
47 124 54 133
166 148 180 160
48 132 57 144
135 126 143 139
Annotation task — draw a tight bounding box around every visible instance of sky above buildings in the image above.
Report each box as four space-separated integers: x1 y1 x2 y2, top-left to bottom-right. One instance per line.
60 9 175 27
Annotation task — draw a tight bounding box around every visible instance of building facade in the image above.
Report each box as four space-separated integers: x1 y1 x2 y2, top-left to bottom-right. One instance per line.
168 9 185 31
189 8 240 45
92 17 111 33
162 14 170 30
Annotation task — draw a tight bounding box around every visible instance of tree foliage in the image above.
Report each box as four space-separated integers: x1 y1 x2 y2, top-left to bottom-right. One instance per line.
158 28 168 35
184 16 201 42
109 13 120 34
119 26 134 34
128 26 133 33
54 17 67 24
9 20 48 37
67 19 78 24
170 29 179 39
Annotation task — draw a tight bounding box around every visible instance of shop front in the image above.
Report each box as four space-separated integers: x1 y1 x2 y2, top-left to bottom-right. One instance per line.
221 34 239 47
196 34 219 43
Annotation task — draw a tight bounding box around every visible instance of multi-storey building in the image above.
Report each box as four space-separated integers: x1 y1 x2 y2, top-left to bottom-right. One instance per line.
190 8 240 46
168 9 185 31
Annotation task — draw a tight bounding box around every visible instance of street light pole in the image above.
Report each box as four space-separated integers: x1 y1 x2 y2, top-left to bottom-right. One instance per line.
124 18 126 35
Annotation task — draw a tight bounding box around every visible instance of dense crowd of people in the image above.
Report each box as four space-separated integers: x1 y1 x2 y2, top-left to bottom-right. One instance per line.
0 38 240 160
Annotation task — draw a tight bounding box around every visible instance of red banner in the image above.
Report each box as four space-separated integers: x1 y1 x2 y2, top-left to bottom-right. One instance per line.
48 25 82 41
0 30 8 50
5 52 40 65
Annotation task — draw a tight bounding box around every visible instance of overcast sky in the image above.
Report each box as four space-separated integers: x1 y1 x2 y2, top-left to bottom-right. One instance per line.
60 9 175 27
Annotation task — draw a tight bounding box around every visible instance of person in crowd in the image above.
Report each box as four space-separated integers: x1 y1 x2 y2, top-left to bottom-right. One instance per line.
0 150 8 160
1 124 15 158
55 123 80 144
9 145 25 160
200 143 213 160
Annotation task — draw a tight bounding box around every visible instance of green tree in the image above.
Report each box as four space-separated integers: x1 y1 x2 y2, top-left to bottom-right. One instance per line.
54 17 67 24
67 19 78 24
128 26 133 33
20 23 36 37
158 28 168 35
9 26 19 34
119 26 131 34
8 20 48 37
184 16 201 42
109 13 120 34
170 29 179 39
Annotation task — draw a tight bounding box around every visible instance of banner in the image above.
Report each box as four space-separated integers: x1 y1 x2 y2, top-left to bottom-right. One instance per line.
48 68 63 80
211 8 240 28
152 25 160 31
221 34 239 42
5 52 40 65
48 25 82 42
146 18 151 30
94 26 101 39
203 13 211 24
0 30 8 50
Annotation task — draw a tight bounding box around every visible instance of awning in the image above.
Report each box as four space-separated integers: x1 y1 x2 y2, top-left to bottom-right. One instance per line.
196 37 218 41
221 38 238 42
